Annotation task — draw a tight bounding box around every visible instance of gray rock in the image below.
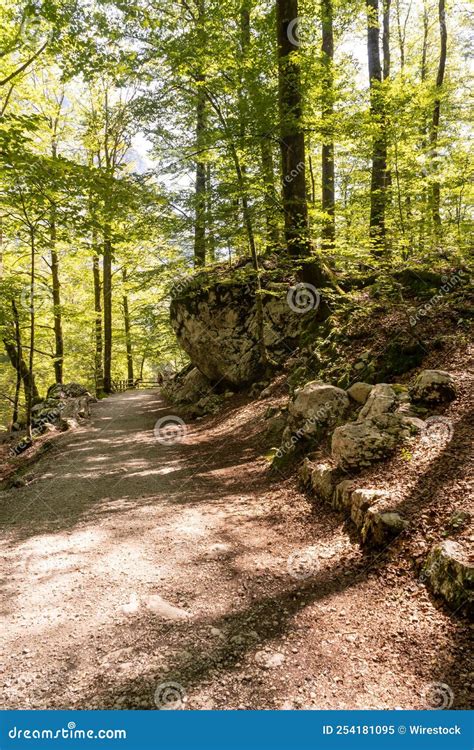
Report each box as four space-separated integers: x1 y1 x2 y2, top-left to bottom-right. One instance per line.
47 382 89 399
298 457 316 487
331 419 397 470
188 394 223 417
310 462 341 503
361 510 409 547
170 279 307 387
176 367 211 404
332 413 422 471
410 369 456 404
265 412 287 444
422 540 473 615
288 381 349 438
350 489 391 529
347 382 372 404
357 383 397 421
332 480 356 511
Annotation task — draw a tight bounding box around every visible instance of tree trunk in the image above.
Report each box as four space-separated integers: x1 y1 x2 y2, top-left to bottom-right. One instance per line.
260 136 280 250
276 0 311 259
194 82 207 267
321 0 335 250
122 267 134 386
26 228 36 437
430 0 447 235
3 336 40 404
228 140 268 367
12 300 22 424
382 0 391 80
50 208 64 384
206 164 216 262
92 248 104 396
366 0 388 253
102 228 113 393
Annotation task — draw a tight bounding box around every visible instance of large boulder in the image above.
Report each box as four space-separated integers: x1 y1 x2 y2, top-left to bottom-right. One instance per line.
175 367 211 404
357 383 397 421
422 540 473 615
410 370 456 404
331 413 422 470
47 382 89 399
288 381 349 438
170 278 308 387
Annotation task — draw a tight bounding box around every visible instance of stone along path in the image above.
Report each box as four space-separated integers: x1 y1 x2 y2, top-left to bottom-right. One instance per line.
0 390 470 709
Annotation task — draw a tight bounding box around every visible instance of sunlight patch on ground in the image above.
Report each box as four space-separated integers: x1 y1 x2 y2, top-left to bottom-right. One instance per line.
164 508 211 539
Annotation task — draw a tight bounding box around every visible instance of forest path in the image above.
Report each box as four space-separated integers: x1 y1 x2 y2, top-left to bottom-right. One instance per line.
0 389 469 709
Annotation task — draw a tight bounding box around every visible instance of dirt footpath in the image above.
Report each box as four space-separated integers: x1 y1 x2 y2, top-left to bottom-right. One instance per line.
0 389 471 710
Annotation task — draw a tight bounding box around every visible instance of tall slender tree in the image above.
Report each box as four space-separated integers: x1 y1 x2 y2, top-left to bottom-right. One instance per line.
276 0 311 259
430 0 447 237
321 0 335 250
366 0 388 252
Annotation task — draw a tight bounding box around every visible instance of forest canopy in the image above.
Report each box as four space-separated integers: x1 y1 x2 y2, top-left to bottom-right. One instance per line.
0 0 472 431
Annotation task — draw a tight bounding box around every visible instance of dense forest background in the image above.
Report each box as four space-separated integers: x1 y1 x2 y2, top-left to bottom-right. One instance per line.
0 0 472 432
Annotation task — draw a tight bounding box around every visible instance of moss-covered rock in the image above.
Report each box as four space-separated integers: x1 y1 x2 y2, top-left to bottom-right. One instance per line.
422 540 473 615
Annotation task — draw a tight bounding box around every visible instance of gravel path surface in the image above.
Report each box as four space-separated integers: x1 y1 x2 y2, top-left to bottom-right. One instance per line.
0 389 471 710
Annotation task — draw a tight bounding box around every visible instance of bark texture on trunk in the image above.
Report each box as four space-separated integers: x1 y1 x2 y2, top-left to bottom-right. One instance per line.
102 231 112 393
382 0 391 80
276 0 311 258
206 164 216 262
366 0 388 252
122 267 134 386
50 209 64 384
92 250 104 396
321 0 335 250
194 83 207 267
3 337 40 405
260 136 280 250
26 229 36 437
430 0 447 233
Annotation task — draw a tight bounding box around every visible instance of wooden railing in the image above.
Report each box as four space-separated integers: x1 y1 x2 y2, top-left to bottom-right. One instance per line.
112 379 161 392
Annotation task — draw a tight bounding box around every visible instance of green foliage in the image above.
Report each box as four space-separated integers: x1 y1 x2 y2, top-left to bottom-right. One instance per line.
0 0 471 430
